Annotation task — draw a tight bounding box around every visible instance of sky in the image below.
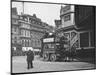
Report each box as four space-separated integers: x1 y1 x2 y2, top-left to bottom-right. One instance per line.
12 2 62 27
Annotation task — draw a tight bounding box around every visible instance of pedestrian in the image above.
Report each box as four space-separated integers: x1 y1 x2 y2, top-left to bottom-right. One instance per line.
26 50 34 69
70 46 76 61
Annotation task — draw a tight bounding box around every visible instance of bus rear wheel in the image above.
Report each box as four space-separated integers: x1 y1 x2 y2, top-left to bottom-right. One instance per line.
50 54 57 62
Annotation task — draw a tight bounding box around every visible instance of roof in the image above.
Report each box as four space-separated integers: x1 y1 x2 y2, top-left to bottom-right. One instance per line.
20 14 41 21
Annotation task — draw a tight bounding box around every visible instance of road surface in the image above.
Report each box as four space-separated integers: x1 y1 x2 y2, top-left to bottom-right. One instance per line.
12 56 95 73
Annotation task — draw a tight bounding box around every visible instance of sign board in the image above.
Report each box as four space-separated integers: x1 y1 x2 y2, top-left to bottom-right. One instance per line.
43 38 54 42
22 47 33 51
34 49 41 52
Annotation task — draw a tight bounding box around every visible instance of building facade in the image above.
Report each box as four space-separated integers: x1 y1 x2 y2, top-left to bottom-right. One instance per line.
11 8 21 51
19 14 53 51
75 5 95 50
11 10 54 52
18 14 32 51
55 5 96 58
60 5 75 28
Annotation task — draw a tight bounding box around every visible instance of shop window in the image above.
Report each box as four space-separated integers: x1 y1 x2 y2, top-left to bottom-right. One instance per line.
80 32 89 47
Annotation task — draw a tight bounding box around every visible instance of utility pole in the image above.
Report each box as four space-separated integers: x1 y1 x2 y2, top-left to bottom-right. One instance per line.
22 2 24 14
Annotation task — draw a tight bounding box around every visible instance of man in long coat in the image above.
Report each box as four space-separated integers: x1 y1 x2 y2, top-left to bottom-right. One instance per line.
26 50 34 69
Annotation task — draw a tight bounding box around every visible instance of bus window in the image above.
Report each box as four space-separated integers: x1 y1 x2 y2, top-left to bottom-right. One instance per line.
44 44 55 49
48 44 55 49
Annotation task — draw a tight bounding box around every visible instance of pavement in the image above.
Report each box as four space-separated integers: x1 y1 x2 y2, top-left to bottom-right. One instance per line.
12 56 96 73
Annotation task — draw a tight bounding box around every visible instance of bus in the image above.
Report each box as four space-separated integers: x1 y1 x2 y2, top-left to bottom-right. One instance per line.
41 35 70 62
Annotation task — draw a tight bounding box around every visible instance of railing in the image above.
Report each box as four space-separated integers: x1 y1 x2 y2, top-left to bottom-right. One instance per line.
70 31 79 51
70 34 78 47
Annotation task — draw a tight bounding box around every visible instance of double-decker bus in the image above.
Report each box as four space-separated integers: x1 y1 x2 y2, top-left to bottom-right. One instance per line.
41 34 70 61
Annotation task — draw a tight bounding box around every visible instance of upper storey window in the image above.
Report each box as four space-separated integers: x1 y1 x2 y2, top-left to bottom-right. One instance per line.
60 5 71 15
12 19 18 24
19 16 28 22
21 23 30 29
29 18 41 25
23 17 28 22
20 16 23 20
64 15 70 22
63 5 70 13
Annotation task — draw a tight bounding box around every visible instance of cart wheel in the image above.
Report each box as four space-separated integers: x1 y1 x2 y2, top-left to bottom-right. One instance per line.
50 54 57 62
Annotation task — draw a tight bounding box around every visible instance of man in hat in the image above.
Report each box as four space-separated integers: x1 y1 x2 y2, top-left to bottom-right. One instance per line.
26 50 34 69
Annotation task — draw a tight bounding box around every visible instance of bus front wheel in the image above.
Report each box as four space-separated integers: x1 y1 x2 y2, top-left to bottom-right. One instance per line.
43 53 49 61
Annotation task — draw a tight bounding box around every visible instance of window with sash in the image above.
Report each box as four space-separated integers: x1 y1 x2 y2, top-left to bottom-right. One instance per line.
80 32 89 47
64 15 70 22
